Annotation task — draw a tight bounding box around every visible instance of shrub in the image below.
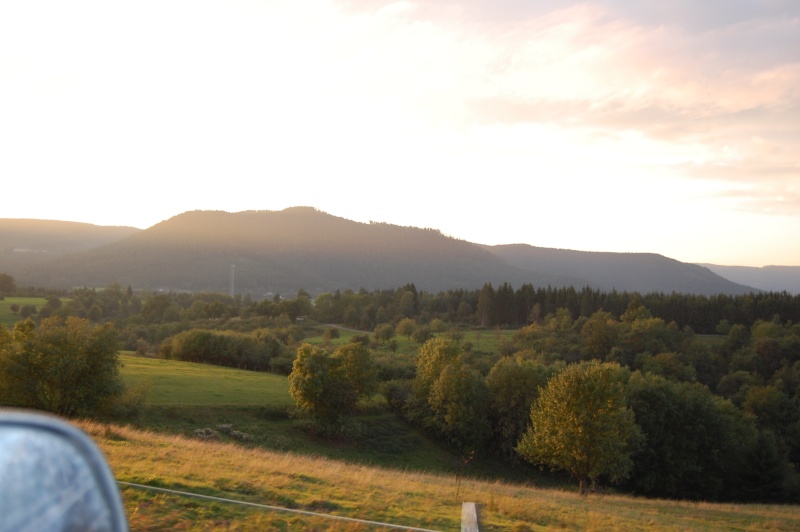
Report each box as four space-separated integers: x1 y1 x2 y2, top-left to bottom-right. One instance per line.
0 317 123 418
168 329 282 371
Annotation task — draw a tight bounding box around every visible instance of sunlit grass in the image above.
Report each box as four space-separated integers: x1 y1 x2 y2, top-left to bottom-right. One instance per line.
79 420 800 531
119 355 292 406
117 354 497 477
461 328 517 353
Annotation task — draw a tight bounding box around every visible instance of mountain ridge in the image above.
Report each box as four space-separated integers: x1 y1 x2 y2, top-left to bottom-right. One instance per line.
485 244 754 295
0 209 780 295
699 264 800 295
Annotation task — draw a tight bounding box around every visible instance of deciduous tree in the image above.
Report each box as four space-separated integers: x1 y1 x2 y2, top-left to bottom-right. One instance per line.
396 318 416 339
289 344 357 423
486 356 555 459
0 317 122 417
406 337 462 426
411 325 432 344
516 361 642 495
373 323 395 344
336 342 378 399
581 310 618 359
429 361 491 454
626 371 764 500
0 273 16 295
289 342 377 424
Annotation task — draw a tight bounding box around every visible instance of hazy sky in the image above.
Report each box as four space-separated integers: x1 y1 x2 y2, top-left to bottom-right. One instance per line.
2 1 798 266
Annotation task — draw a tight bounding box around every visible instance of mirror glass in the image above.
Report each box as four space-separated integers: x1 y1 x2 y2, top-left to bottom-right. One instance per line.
0 415 126 531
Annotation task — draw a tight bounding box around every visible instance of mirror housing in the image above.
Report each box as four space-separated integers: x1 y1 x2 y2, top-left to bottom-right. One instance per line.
0 410 128 531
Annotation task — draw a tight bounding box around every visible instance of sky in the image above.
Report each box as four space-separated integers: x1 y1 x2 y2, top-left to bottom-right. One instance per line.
1 1 798 267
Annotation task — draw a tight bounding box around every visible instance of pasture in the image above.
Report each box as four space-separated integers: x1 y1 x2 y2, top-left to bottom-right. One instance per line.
119 355 292 407
117 354 465 476
304 324 518 353
81 419 800 531
0 297 45 328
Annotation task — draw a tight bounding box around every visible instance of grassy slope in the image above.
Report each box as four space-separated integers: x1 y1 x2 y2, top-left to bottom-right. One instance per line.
119 354 465 475
120 355 293 407
81 420 800 531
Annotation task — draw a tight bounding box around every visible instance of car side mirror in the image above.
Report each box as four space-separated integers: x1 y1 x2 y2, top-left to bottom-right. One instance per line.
0 410 128 531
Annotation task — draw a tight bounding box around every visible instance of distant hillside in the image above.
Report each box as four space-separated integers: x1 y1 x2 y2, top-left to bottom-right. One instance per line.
485 244 757 296
0 219 140 277
700 264 800 295
13 208 580 294
3 209 760 295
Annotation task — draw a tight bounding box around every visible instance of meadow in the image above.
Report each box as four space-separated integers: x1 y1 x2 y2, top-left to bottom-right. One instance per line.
303 325 518 355
83 419 800 531
118 354 468 475
110 351 800 530
120 356 293 407
0 296 45 328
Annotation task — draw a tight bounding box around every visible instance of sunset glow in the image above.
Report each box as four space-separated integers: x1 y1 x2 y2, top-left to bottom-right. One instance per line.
1 0 798 266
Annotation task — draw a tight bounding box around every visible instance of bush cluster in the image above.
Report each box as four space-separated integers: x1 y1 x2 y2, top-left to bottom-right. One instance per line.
165 329 283 371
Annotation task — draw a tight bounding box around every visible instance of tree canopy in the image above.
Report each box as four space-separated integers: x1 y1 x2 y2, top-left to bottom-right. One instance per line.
0 273 15 295
516 361 642 495
0 317 122 417
288 342 377 425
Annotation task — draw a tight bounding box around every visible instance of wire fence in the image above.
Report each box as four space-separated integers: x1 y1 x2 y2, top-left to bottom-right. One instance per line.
118 481 445 531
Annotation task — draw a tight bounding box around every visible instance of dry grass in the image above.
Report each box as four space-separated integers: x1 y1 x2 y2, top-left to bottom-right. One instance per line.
78 420 800 531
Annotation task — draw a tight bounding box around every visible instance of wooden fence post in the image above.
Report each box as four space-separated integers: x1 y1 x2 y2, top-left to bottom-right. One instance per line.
461 502 479 532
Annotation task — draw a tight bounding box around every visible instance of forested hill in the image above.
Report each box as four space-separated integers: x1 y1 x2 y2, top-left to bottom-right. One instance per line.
4 208 758 295
0 219 140 253
487 244 756 296
0 219 140 275
11 208 580 294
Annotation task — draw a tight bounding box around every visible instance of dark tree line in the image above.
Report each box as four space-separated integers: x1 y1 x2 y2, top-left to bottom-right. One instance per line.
7 276 800 338
163 329 284 372
308 282 800 334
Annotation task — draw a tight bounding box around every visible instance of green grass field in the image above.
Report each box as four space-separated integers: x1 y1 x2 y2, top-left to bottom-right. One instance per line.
118 354 475 477
305 324 518 353
120 355 293 407
0 297 46 328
